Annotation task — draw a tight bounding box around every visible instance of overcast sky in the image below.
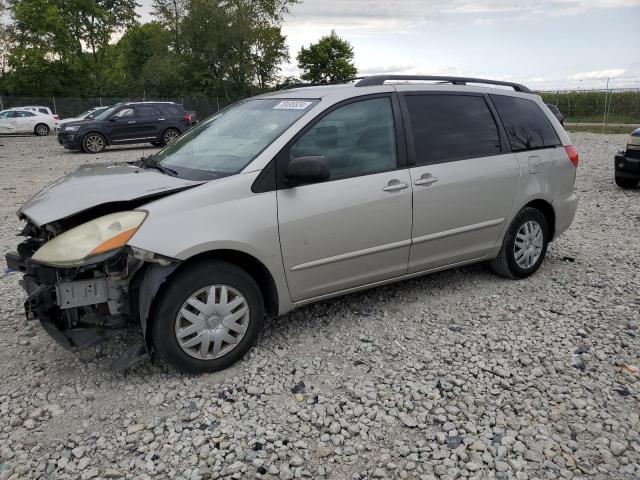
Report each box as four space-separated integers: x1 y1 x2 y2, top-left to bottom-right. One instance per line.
139 0 640 90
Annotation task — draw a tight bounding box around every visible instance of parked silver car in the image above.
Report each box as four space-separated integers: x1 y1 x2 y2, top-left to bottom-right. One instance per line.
6 75 579 373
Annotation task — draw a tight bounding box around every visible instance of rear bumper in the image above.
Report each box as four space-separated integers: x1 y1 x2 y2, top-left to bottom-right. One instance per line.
553 191 579 239
615 152 640 180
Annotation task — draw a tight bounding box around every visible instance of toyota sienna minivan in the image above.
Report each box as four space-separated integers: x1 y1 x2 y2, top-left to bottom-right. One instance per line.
6 75 579 373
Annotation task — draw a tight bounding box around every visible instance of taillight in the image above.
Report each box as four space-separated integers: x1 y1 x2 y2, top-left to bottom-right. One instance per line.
183 114 191 122
53 115 60 121
565 145 579 167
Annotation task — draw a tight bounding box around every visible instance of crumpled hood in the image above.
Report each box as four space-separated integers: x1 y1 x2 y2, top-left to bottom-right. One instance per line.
20 162 204 227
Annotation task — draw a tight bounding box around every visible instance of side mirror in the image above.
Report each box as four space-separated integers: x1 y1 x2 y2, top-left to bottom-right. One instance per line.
286 156 330 186
108 117 117 122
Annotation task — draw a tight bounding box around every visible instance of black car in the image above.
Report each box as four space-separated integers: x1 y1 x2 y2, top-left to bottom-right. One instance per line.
614 128 640 189
545 103 564 125
58 102 195 153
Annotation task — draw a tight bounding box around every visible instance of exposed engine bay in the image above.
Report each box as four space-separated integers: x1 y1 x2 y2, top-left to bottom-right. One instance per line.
6 190 185 370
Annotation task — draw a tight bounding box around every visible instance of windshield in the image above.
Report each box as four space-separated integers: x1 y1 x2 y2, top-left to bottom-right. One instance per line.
94 106 120 121
83 107 107 119
152 98 318 180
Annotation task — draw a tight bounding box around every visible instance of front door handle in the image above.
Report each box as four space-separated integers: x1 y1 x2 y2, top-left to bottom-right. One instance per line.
383 180 408 192
127 120 136 124
414 174 439 186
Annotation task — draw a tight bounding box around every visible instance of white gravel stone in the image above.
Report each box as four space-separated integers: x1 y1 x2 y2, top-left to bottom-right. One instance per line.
0 133 638 479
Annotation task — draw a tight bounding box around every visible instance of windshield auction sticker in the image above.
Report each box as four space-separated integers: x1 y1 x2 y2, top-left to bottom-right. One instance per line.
273 101 313 110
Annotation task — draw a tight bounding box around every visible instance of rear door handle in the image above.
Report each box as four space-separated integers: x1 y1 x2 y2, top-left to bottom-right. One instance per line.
158 118 165 121
127 120 136 124
414 174 439 186
383 181 408 192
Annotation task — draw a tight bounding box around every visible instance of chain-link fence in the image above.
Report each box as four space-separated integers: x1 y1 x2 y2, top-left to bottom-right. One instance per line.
539 88 640 124
0 95 246 121
2 89 640 125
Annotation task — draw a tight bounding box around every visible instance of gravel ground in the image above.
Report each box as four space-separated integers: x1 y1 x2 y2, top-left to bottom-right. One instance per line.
0 133 638 480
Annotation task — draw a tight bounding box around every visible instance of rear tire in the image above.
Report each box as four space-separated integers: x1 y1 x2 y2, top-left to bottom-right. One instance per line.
151 260 264 373
615 175 638 189
34 123 50 136
161 128 180 146
491 207 549 279
81 133 106 154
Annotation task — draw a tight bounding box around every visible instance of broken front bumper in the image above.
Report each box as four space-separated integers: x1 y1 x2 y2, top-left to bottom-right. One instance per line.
6 248 133 351
6 236 180 370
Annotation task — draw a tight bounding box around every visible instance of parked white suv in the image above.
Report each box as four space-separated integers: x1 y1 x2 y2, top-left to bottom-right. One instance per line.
0 109 56 136
7 75 579 373
9 106 60 129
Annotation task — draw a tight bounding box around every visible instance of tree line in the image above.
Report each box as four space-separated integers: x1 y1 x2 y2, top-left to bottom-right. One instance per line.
0 0 358 99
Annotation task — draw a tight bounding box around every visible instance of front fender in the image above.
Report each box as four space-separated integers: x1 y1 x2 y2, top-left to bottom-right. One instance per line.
129 171 293 315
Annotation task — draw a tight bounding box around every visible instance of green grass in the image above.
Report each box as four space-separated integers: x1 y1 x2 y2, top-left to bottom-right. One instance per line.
565 115 640 124
565 125 635 134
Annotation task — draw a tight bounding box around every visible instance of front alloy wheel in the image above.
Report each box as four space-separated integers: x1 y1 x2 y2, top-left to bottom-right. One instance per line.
151 260 264 373
82 133 106 153
34 123 50 136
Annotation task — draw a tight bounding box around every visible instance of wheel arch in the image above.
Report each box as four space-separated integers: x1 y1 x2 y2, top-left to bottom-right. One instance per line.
33 122 50 135
181 249 279 318
82 130 109 146
140 248 280 340
523 198 556 240
162 126 182 137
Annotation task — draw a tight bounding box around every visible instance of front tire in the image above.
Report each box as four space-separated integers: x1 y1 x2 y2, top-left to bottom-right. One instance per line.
151 260 264 373
490 207 549 279
34 123 50 136
615 175 638 189
81 133 106 153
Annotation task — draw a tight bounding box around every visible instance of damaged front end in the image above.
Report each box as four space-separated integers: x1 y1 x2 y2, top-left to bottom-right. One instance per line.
6 215 178 371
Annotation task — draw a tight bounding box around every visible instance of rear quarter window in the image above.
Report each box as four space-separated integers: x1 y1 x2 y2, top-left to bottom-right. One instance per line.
491 95 561 152
38 108 48 114
165 105 185 117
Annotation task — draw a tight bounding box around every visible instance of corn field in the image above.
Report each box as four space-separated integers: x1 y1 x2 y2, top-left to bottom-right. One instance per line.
540 89 640 124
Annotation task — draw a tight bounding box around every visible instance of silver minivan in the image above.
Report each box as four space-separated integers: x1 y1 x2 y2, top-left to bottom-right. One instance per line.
7 76 579 373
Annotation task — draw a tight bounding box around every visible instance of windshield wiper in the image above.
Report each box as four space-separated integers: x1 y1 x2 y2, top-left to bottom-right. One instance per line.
135 155 179 176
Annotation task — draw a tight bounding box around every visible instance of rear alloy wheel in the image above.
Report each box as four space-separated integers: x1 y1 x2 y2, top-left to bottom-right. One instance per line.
615 175 638 189
490 207 549 279
162 128 180 145
34 123 50 136
151 260 264 373
82 133 106 154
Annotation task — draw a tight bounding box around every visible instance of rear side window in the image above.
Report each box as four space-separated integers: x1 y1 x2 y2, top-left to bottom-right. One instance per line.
165 105 185 117
404 94 501 166
19 111 35 117
136 105 161 117
491 95 561 151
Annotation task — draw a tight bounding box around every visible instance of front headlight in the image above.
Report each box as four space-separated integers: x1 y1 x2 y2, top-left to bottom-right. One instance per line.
32 211 147 267
65 125 80 132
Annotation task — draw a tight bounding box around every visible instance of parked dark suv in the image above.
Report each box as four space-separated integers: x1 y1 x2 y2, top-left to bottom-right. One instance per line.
545 103 564 125
58 102 195 153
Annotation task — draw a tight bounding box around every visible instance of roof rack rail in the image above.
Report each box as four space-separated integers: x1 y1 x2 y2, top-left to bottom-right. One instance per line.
354 75 532 93
279 77 364 90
